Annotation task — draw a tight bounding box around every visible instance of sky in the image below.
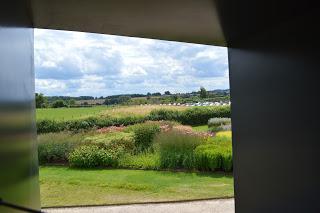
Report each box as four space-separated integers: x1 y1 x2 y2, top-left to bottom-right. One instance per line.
34 29 229 97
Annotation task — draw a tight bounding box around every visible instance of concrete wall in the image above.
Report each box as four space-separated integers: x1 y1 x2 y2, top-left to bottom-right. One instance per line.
0 1 40 212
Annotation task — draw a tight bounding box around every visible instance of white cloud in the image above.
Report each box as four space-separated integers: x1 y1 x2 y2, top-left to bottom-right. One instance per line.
34 29 229 97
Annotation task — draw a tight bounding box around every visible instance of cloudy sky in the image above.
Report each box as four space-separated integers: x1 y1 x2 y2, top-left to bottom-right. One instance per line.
34 29 229 97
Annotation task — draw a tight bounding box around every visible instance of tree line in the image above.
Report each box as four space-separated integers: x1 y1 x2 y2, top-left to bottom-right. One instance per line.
36 87 230 108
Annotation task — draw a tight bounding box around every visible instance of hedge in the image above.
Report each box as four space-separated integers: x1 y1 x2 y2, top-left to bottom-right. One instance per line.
37 106 231 134
37 116 147 134
148 106 230 126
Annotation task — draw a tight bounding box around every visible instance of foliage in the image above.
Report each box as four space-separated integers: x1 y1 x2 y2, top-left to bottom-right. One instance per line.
36 106 230 134
178 106 230 125
52 99 68 108
194 144 232 172
66 119 95 132
130 123 161 153
104 96 131 105
208 117 232 132
38 132 84 164
199 87 208 99
148 108 180 121
37 116 147 134
148 106 230 126
208 117 231 127
35 93 47 108
68 145 118 168
84 132 135 154
37 120 64 133
118 153 160 170
195 131 233 172
209 124 232 132
155 131 205 169
216 131 232 138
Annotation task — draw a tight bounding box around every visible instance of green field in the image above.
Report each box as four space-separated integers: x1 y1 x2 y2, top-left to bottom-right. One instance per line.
36 105 187 121
40 166 234 207
36 106 109 121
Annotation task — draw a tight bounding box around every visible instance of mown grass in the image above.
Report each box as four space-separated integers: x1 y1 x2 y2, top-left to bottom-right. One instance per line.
192 125 209 132
36 106 109 121
40 166 234 207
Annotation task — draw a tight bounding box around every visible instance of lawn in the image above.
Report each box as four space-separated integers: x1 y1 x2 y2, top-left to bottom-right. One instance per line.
36 106 109 121
40 166 234 207
192 125 209 132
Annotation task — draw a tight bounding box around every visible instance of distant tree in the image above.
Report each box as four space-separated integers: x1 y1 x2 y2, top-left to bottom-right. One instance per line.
164 91 171 95
68 99 76 106
199 87 208 99
147 92 152 96
35 93 47 108
99 96 104 99
104 96 131 105
152 92 161 96
52 100 67 108
118 96 131 104
171 95 178 102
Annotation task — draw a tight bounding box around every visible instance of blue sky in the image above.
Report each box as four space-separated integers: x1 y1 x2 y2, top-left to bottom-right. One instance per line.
34 29 229 97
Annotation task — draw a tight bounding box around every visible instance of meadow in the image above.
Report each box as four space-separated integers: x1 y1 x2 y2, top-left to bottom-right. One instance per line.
36 105 187 121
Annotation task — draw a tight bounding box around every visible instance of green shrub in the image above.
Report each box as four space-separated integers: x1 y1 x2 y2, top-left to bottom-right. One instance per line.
84 132 135 154
194 144 222 171
51 100 67 108
118 153 160 170
155 131 205 169
208 118 231 127
209 125 231 132
37 132 84 164
37 120 64 133
131 123 161 153
68 145 117 168
220 149 233 172
66 120 95 132
194 141 233 172
208 117 231 132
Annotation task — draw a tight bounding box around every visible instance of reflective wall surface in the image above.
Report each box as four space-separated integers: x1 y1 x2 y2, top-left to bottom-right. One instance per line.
0 1 40 212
